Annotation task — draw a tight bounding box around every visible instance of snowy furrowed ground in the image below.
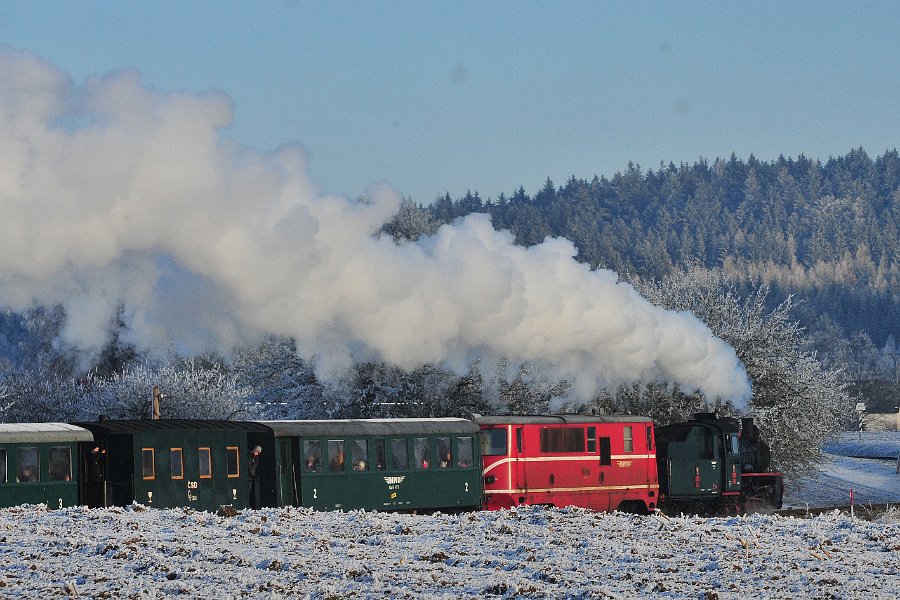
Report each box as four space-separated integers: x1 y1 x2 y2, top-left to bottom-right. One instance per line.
2 504 900 599
2 431 899 599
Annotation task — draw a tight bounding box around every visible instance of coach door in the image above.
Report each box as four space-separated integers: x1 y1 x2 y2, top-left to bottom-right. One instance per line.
514 426 526 499
277 438 297 506
80 442 109 507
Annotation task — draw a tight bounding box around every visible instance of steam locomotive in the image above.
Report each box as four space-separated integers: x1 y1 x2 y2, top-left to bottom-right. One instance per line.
0 413 781 515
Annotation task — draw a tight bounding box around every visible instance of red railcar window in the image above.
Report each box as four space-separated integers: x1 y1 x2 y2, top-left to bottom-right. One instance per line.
587 427 597 453
623 426 633 452
540 427 585 453
599 438 611 465
481 429 507 456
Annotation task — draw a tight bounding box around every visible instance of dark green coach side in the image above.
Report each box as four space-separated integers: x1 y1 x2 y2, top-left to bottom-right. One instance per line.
74 420 270 512
0 423 93 509
248 418 483 512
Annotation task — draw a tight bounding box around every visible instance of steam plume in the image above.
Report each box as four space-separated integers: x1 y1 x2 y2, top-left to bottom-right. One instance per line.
0 50 751 403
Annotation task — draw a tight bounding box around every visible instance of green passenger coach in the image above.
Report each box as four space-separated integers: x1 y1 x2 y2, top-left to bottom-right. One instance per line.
75 420 270 512
0 423 93 509
249 418 484 512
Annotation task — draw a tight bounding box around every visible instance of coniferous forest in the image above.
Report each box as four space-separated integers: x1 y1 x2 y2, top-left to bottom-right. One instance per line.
429 148 900 355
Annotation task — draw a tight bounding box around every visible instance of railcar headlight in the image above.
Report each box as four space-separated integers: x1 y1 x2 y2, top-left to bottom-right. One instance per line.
484 475 495 484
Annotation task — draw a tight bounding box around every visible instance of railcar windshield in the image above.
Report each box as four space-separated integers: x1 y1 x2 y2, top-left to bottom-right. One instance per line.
481 428 508 456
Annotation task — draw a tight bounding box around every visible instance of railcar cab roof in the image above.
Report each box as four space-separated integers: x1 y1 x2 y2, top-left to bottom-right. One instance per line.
0 422 94 443
258 418 479 437
473 414 652 425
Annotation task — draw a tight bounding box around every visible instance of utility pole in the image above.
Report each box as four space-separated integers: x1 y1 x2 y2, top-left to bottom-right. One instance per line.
152 385 161 420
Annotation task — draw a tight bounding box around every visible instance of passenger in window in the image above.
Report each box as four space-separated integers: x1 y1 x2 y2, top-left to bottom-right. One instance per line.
18 465 37 483
305 454 320 472
329 450 345 472
248 446 262 509
353 460 367 471
439 450 452 468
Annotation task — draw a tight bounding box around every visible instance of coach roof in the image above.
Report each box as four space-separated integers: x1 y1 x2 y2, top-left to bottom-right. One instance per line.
0 423 94 443
258 418 480 437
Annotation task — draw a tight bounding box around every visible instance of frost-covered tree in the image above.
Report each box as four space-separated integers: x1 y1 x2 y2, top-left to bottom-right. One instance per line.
379 197 440 242
78 358 250 420
232 336 330 419
630 266 851 474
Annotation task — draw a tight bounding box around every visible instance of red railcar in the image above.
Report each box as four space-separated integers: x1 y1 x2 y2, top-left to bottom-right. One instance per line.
475 415 659 513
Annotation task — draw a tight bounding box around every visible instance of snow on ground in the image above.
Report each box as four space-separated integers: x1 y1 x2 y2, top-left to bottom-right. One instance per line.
2 431 899 599
1 503 900 599
784 431 900 508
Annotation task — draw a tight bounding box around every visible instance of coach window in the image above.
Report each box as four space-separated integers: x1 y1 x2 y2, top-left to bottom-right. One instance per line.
0 449 6 483
198 447 212 479
328 440 345 472
437 437 452 468
413 438 430 469
374 439 386 470
390 439 408 470
457 437 474 468
17 447 40 482
623 426 634 453
351 440 368 471
170 448 184 480
481 428 508 456
303 440 322 472
141 448 155 480
587 427 597 453
49 447 72 481
226 446 240 478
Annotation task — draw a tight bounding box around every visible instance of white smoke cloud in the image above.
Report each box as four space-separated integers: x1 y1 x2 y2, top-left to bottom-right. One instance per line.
0 50 751 403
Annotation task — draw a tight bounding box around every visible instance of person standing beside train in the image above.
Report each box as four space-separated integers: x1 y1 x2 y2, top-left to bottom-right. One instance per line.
248 446 262 509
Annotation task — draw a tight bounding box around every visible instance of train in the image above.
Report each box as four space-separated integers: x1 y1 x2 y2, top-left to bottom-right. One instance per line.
0 413 782 515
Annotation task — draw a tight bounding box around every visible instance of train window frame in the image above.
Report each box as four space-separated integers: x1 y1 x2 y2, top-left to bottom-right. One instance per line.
539 427 585 453
437 437 452 468
351 439 368 471
0 448 6 483
303 440 322 472
374 439 386 471
413 437 430 469
390 438 408 470
481 428 508 456
48 446 72 482
141 448 156 481
198 447 212 479
170 448 184 480
456 436 474 468
623 426 634 453
646 426 653 452
328 440 345 472
587 427 597 453
16 446 40 483
226 446 240 478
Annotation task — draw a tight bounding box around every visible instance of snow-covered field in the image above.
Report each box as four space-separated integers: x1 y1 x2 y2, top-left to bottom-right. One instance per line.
1 432 898 599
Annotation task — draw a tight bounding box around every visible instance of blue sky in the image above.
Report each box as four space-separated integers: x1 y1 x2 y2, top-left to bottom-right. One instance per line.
3 1 899 204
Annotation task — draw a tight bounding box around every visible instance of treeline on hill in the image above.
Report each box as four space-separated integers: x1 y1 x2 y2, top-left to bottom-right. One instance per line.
3 147 900 474
428 147 900 349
